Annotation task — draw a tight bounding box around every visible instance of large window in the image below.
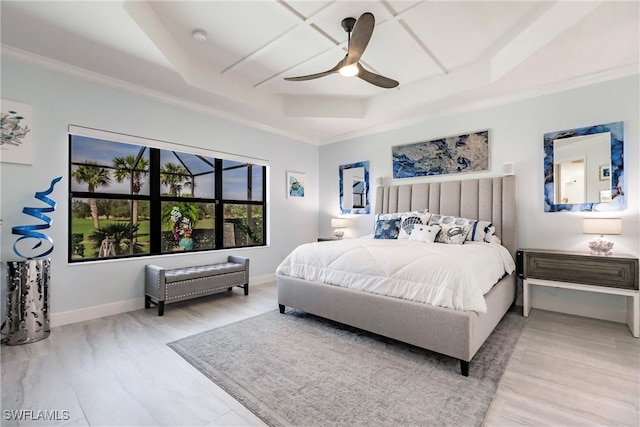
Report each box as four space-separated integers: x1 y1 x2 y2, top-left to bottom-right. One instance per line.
69 129 267 262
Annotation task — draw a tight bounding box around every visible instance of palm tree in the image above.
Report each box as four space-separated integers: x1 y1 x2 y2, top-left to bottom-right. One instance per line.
71 161 111 230
113 155 149 251
160 162 188 196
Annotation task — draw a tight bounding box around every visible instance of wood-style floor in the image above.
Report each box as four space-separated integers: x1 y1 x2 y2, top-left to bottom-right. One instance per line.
2 282 638 426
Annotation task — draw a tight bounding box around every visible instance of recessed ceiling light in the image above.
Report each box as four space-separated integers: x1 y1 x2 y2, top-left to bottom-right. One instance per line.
192 29 207 42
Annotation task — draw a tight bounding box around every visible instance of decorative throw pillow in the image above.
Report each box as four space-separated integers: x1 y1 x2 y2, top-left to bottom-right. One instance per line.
373 213 402 239
429 214 472 227
398 212 432 239
429 215 498 243
435 223 471 245
408 224 440 243
467 220 497 243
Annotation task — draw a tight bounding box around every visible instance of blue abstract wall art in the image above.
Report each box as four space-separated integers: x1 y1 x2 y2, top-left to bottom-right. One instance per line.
392 130 489 179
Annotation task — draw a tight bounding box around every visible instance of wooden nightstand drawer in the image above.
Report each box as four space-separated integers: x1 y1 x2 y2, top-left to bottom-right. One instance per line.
524 250 638 290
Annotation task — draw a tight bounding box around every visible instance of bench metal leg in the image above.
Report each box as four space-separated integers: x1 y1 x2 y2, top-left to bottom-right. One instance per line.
244 283 249 296
279 304 285 314
145 295 151 309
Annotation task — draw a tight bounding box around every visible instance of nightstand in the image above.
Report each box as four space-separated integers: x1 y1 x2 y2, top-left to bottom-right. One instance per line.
517 249 639 337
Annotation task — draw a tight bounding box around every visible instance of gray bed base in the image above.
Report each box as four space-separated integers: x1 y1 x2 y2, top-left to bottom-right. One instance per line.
277 176 517 376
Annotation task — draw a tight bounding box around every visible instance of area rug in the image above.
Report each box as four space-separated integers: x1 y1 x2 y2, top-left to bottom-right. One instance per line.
168 309 525 427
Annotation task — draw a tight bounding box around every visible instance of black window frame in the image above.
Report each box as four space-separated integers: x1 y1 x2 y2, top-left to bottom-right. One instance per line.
68 132 267 263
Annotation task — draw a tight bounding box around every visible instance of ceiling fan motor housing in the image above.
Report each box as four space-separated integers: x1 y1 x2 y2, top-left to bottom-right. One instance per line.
341 17 356 33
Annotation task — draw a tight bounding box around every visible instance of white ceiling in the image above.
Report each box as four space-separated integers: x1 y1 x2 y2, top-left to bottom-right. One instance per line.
1 1 638 145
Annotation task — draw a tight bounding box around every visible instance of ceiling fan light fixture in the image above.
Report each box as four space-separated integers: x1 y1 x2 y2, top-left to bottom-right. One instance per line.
339 63 359 77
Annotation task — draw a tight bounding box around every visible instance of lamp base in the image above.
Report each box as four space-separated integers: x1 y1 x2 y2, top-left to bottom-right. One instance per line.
588 237 614 255
333 229 344 239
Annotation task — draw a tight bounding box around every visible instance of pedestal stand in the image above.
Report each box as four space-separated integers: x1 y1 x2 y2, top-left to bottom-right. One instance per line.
2 259 50 345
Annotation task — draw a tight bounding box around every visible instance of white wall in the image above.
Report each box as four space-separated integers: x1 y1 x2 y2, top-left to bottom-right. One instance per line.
0 57 319 325
319 75 639 324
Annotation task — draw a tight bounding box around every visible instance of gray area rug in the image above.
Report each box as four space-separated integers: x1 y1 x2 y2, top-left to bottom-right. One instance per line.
168 309 526 427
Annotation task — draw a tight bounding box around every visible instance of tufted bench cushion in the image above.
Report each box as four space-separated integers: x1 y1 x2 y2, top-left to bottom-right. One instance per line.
164 262 245 283
145 256 249 316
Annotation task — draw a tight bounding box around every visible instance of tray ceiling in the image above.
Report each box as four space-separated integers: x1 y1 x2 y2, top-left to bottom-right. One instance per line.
1 1 638 144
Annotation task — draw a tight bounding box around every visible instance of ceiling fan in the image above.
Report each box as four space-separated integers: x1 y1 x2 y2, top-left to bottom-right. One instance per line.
284 12 399 89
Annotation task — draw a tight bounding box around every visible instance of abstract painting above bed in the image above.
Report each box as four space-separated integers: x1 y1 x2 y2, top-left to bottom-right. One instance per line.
392 130 489 179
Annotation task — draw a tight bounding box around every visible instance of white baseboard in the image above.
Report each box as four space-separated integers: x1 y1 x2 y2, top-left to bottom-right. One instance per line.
251 273 276 286
51 298 145 327
50 274 276 327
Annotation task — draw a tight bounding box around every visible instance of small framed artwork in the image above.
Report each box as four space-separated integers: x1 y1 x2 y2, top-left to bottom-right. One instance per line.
1 99 33 165
599 190 612 202
599 165 610 181
286 171 305 198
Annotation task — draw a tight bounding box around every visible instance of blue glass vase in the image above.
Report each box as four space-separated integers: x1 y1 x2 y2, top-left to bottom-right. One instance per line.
178 237 194 250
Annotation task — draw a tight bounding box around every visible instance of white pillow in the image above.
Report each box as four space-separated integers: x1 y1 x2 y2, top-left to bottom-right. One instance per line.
408 224 440 243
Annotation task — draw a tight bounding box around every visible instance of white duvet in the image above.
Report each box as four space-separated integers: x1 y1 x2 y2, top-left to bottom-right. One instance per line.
276 238 516 313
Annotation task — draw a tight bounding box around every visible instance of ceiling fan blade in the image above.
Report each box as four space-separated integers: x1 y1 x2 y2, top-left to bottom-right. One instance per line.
356 63 399 89
344 12 375 66
284 59 343 82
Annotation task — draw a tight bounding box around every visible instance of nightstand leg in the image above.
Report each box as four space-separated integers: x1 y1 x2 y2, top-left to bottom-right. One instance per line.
627 292 639 338
523 279 531 317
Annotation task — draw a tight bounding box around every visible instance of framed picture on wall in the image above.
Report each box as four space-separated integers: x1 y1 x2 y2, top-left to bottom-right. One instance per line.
599 164 610 181
286 171 305 198
1 99 33 165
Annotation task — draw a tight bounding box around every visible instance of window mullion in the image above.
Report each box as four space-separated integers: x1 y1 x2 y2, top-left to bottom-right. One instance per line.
214 158 223 249
149 148 161 253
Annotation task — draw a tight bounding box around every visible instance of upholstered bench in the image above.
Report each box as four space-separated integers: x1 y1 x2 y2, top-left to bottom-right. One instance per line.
144 256 249 316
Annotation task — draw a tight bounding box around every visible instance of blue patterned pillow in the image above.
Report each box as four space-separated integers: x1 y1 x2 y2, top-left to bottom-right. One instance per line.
373 213 402 239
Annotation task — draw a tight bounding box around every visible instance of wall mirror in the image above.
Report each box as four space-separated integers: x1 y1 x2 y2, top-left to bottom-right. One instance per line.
544 121 624 212
339 161 370 214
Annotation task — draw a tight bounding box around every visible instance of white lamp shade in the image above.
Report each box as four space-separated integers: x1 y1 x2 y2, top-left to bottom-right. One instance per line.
582 218 622 235
331 218 350 228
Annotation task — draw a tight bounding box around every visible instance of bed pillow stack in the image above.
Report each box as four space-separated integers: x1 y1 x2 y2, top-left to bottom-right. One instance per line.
374 211 499 245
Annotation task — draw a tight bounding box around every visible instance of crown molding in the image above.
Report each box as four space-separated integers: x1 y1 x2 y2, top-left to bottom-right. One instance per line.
2 45 636 147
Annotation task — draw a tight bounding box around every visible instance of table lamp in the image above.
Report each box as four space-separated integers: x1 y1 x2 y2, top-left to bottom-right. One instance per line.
331 218 350 239
582 218 622 255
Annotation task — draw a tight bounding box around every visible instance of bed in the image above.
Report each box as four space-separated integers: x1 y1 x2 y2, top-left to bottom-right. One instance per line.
276 176 517 376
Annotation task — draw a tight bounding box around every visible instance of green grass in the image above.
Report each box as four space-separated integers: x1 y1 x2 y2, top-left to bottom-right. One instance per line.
71 218 214 256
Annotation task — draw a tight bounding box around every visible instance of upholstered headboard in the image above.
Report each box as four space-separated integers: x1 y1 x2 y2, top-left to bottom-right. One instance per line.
374 176 517 257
